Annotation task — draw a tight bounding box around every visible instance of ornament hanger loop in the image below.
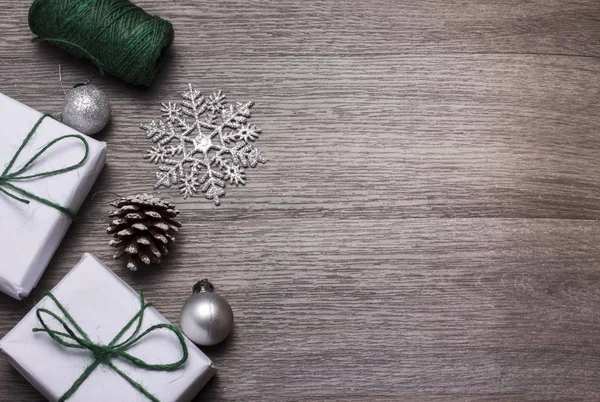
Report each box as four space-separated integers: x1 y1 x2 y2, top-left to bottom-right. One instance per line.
58 64 95 95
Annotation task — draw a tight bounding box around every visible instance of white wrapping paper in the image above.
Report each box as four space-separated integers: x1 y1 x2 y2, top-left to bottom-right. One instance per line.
0 92 106 300
0 253 216 401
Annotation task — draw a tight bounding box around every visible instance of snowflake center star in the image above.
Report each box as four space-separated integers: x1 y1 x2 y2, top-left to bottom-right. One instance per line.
195 135 213 153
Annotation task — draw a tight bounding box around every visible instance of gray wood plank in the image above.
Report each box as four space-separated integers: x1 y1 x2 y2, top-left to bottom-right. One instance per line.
3 54 600 219
2 0 600 57
3 218 600 400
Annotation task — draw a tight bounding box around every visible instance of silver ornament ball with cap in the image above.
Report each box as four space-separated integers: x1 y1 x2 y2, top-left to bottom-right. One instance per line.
180 279 234 346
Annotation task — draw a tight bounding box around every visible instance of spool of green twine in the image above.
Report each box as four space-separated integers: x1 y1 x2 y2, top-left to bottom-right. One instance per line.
28 0 174 87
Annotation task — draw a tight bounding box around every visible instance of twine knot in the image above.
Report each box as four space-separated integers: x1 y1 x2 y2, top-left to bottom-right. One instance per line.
1 114 89 217
33 291 188 402
90 344 113 362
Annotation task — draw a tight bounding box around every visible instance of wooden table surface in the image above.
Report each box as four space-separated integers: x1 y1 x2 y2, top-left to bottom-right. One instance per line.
1 1 600 400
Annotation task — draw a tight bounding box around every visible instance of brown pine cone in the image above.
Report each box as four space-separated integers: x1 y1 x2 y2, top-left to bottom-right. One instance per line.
107 193 181 271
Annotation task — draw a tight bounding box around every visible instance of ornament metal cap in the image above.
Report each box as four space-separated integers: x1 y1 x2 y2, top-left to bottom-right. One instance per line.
193 279 214 294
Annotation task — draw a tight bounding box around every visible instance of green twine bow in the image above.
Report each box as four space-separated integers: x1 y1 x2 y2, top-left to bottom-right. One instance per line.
33 291 189 402
0 114 89 217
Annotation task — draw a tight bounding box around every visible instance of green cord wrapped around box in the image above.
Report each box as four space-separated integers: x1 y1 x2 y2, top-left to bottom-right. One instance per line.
28 0 174 87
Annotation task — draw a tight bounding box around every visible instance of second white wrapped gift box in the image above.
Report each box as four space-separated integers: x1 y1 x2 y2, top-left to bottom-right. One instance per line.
0 253 216 401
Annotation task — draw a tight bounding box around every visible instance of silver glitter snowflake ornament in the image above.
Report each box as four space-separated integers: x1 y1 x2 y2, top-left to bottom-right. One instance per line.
142 84 266 205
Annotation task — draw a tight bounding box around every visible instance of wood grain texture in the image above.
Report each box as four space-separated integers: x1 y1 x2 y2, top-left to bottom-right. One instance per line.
1 0 600 400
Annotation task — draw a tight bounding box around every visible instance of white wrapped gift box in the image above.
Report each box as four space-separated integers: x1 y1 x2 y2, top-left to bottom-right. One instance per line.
0 92 106 300
0 253 216 401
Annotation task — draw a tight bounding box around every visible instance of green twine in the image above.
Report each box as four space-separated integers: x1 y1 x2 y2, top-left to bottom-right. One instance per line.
0 114 89 217
33 291 189 402
28 0 174 87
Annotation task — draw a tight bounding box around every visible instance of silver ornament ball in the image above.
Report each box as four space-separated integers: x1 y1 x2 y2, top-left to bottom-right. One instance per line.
180 280 234 346
61 84 111 136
